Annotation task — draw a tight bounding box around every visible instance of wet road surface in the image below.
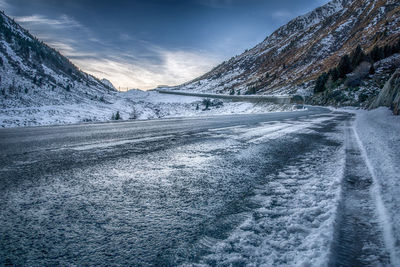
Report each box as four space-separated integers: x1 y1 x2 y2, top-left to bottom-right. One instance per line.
0 107 391 266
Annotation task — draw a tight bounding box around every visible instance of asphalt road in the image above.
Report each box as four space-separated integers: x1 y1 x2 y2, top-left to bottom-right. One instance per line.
0 107 390 266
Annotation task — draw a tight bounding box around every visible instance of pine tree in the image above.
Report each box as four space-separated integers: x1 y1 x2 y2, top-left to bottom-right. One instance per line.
202 99 211 110
248 86 257 94
369 64 375 75
314 72 329 93
350 45 365 68
394 41 400 53
329 68 340 81
338 55 352 78
115 111 121 120
397 38 400 53
369 46 379 62
383 45 391 57
378 47 385 60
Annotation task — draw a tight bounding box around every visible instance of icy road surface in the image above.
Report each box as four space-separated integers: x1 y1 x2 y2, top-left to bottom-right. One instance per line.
0 107 392 266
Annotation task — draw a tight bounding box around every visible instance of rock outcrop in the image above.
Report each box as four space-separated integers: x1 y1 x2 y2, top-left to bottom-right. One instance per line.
370 68 400 114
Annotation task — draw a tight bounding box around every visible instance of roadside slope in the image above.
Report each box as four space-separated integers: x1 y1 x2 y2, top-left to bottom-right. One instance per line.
354 107 400 264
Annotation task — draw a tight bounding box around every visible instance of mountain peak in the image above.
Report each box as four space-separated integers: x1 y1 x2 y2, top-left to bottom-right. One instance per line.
176 0 400 96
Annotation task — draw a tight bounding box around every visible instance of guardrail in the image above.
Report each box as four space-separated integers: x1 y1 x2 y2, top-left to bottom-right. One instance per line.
157 89 296 104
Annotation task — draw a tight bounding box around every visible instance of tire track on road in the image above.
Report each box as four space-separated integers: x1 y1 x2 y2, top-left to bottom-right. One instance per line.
329 123 391 266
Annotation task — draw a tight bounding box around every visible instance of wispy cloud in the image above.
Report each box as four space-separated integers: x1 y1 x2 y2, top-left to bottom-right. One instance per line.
15 14 84 29
72 48 220 90
14 13 91 49
8 10 222 90
46 41 76 54
119 33 135 41
45 40 101 59
159 49 220 84
13 14 91 58
196 0 233 8
271 10 294 22
0 0 10 11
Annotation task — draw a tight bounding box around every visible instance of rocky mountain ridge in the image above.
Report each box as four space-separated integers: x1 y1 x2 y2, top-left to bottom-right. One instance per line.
176 0 400 97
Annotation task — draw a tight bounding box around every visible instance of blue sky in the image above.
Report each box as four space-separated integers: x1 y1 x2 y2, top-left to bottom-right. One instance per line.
1 0 330 90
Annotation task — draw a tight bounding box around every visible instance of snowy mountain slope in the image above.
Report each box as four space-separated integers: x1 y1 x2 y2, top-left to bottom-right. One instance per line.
176 0 400 95
0 11 115 110
101 78 116 90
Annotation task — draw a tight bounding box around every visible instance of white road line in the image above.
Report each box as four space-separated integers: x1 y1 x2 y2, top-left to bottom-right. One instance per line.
70 135 175 151
207 125 247 132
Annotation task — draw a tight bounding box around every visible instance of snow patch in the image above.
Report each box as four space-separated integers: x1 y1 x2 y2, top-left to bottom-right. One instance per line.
354 107 400 264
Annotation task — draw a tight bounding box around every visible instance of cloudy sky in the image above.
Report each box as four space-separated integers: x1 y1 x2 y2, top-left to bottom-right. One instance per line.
1 0 329 90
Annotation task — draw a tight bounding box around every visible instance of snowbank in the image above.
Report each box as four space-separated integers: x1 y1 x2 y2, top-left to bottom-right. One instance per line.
0 90 300 128
354 107 400 263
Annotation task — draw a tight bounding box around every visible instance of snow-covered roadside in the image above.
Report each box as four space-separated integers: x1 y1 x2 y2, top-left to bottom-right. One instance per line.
0 90 300 128
180 112 346 266
354 107 400 264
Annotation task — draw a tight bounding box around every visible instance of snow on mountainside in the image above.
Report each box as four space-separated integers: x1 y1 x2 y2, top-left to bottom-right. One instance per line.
0 11 116 109
101 78 116 90
176 0 400 96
